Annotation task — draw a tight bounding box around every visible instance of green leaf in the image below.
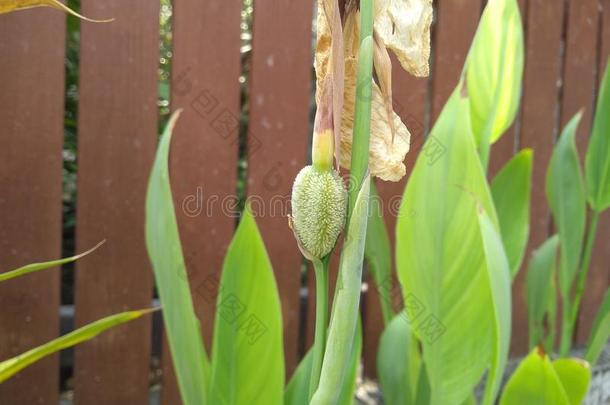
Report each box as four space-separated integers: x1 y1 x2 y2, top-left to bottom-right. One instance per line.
478 208 512 405
500 348 570 405
284 350 313 405
526 236 560 350
585 288 610 365
546 113 587 296
0 309 152 383
396 91 498 404
586 60 610 211
552 358 592 405
310 176 370 405
491 149 533 277
145 111 209 405
365 182 393 324
0 241 104 283
467 0 524 147
377 313 422 405
285 321 362 405
208 204 284 405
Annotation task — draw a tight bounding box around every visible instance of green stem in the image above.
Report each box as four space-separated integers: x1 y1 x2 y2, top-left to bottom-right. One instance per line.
560 210 600 355
559 290 572 356
309 259 329 399
347 4 374 224
310 2 374 403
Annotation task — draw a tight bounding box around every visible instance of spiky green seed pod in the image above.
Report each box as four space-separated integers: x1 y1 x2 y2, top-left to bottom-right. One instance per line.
291 165 347 260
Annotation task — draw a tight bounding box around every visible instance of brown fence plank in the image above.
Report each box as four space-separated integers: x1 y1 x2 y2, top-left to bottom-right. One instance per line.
0 8 65 404
162 0 242 402
246 0 314 374
73 1 159 403
431 0 483 121
578 0 610 343
513 0 566 354
364 59 429 378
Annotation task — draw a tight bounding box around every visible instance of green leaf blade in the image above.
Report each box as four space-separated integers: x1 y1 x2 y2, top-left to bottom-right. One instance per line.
396 91 497 405
208 205 284 405
478 208 512 405
585 288 610 365
0 241 104 283
586 61 610 211
526 235 560 350
546 113 587 295
145 111 209 405
500 349 570 405
553 358 592 405
377 313 422 405
491 149 533 277
0 309 151 383
365 182 393 324
467 0 524 147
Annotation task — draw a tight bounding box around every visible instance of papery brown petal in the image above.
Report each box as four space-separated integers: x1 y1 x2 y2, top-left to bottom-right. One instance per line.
339 15 411 182
373 31 396 143
374 0 432 77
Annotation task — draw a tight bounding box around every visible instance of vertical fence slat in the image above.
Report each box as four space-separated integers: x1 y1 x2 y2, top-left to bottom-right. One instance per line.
578 0 610 343
431 0 482 121
0 8 65 404
246 0 314 374
514 0 566 354
162 0 242 403
363 60 429 377
73 1 159 402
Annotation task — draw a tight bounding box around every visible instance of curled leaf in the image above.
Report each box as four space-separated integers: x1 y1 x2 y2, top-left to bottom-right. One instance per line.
0 0 113 23
374 0 433 77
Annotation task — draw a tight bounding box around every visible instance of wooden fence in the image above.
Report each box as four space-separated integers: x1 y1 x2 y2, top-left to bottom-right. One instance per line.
1 0 609 403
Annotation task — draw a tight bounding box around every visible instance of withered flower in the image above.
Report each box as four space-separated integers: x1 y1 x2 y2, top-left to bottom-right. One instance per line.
315 0 432 181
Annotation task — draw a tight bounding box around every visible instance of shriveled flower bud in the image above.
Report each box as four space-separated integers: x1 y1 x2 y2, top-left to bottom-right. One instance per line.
291 166 347 260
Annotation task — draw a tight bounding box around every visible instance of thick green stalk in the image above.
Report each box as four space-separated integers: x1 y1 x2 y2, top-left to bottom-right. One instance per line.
560 210 600 355
347 4 374 222
309 258 329 399
310 1 374 403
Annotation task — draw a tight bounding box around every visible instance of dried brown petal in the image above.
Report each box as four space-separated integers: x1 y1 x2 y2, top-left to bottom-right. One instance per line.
374 0 433 77
339 59 411 181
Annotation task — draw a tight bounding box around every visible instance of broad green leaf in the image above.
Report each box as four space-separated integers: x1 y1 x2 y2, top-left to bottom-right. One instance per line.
284 322 363 405
500 348 570 405
478 208 512 405
284 350 313 405
553 358 592 405
526 235 559 350
467 0 524 146
414 363 431 405
585 288 610 365
396 91 498 405
377 313 422 405
0 241 104 283
546 113 586 296
0 0 112 22
491 149 533 277
208 204 284 405
586 61 610 211
145 111 209 405
311 176 370 405
365 182 393 324
0 309 152 382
